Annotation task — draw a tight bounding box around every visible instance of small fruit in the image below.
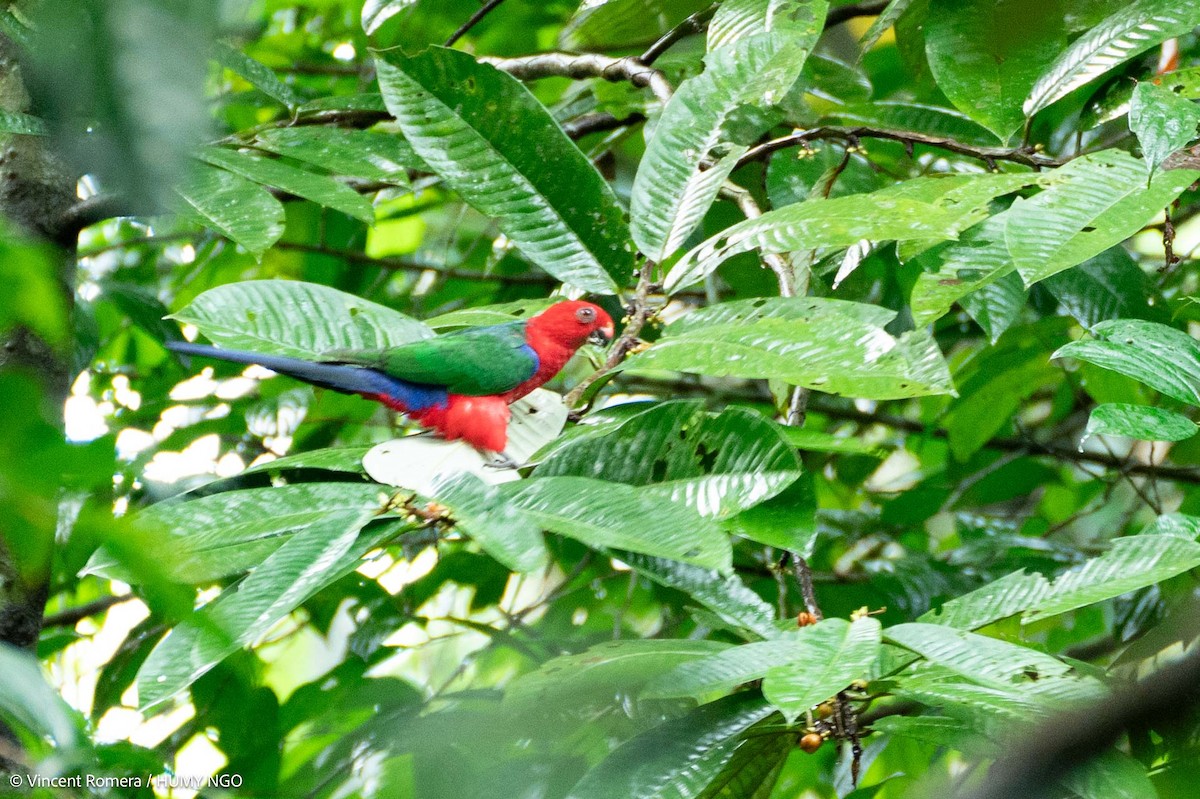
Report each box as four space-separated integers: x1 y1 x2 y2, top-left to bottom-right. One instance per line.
797 611 818 627
799 733 823 753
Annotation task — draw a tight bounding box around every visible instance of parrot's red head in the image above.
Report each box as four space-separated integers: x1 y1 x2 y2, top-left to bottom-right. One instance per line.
528 300 615 349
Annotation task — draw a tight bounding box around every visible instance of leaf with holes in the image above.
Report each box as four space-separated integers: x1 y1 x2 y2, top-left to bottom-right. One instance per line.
623 298 954 400
170 280 431 358
1085 403 1198 443
1006 150 1199 285
1025 1 1200 117
374 46 633 293
1054 319 1200 406
633 23 825 262
1130 81 1200 179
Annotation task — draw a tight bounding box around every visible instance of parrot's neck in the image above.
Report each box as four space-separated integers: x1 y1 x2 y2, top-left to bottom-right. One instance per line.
502 327 584 402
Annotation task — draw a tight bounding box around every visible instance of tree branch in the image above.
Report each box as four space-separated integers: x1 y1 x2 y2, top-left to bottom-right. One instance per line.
737 127 1065 171
562 111 646 139
481 52 673 103
825 1 890 28
42 594 136 629
641 4 718 65
445 0 509 47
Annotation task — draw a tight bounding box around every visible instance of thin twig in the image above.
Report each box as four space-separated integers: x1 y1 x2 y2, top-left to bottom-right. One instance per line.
445 0 509 47
737 127 1064 171
562 111 646 139
790 555 823 621
563 270 654 408
42 594 137 628
641 4 718 65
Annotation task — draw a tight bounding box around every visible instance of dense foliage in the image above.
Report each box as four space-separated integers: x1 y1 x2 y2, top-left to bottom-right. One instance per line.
5 0 1200 797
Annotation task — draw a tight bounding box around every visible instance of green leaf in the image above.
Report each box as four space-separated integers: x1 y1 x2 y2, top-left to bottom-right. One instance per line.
536 401 801 519
0 110 48 136
1086 403 1198 442
622 298 955 400
619 553 779 640
760 617 882 721
632 28 823 262
1041 246 1169 330
920 570 1051 629
425 298 555 329
136 508 386 709
374 46 633 293
1023 534 1200 622
199 146 375 222
86 483 389 583
1006 150 1199 285
707 0 828 52
241 446 372 476
361 0 416 34
859 0 918 55
910 211 1017 325
668 172 1035 291
1130 81 1200 179
505 476 733 572
254 126 426 179
212 41 301 109
174 166 285 257
1053 319 1200 406
564 694 775 799
924 0 1065 141
959 272 1026 343
505 639 732 710
0 644 84 757
821 102 996 146
885 623 1069 686
1063 752 1157 799
1025 1 1200 117
170 280 431 359
696 730 792 799
561 0 712 50
434 473 548 573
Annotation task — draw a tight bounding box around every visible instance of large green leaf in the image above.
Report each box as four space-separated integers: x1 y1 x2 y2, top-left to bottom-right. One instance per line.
361 0 417 34
632 26 823 262
1063 752 1157 799
821 102 996 145
85 483 389 583
536 401 800 519
910 211 1016 325
212 41 301 109
760 617 882 721
505 476 733 572
920 570 1051 629
170 280 431 359
695 731 792 799
200 146 375 222
622 298 955 400
1053 319 1200 406
959 272 1026 344
1085 403 1198 443
620 553 779 640
924 0 1065 141
136 508 391 709
885 623 1069 686
174 166 285 257
1005 150 1200 285
505 639 732 710
707 0 827 53
1041 246 1169 329
564 694 775 799
1024 534 1200 622
433 472 548 573
667 173 1036 291
254 126 425 180
374 46 633 293
560 0 712 50
1130 81 1200 179
1025 1 1200 117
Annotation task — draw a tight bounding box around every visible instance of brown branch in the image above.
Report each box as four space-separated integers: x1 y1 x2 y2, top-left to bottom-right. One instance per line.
826 0 890 27
562 111 646 139
641 4 718 65
481 52 673 103
273 241 558 285
737 127 1065 171
563 270 654 408
42 594 136 628
791 556 824 621
445 0 509 47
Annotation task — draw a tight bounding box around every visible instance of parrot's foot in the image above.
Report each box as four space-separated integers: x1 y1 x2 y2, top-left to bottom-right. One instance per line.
482 451 521 470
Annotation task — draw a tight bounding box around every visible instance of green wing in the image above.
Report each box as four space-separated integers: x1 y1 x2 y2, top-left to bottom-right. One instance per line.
324 321 537 395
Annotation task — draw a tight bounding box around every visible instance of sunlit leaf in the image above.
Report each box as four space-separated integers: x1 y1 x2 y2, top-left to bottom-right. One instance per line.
1130 81 1200 179
1085 403 1198 442
761 617 882 721
1053 319 1200 406
174 166 285 257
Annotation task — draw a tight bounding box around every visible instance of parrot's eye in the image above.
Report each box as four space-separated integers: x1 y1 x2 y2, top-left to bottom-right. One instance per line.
575 306 596 324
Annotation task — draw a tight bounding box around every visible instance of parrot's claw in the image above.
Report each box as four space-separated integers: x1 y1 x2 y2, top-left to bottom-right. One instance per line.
483 451 521 470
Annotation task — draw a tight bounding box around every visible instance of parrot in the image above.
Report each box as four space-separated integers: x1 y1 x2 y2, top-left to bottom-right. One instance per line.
166 300 614 455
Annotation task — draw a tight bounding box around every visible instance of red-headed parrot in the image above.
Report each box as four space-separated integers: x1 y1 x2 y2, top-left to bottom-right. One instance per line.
167 300 614 453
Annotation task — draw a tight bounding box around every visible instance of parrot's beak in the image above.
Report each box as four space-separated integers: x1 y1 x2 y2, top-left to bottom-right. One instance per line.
589 324 614 347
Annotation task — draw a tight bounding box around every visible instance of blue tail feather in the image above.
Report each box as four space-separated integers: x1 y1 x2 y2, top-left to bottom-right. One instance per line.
166 342 448 411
